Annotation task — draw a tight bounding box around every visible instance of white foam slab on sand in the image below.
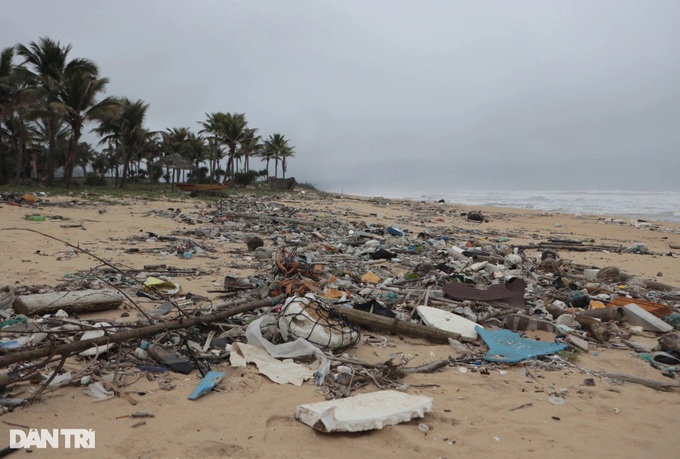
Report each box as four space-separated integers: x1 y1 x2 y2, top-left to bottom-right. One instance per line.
417 305 482 340
295 390 433 432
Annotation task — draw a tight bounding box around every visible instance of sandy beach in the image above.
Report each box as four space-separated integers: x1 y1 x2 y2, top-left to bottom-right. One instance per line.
1 189 679 459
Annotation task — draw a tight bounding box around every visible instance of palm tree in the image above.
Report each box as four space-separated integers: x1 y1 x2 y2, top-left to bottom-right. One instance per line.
198 113 226 183
263 133 291 178
76 141 96 178
238 128 261 174
51 64 119 188
16 37 98 186
199 112 250 181
160 127 194 183
94 97 150 187
279 142 296 179
0 46 33 185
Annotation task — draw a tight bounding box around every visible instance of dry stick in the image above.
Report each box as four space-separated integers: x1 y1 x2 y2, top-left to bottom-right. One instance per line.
400 359 449 375
219 211 319 227
28 354 67 403
0 296 280 368
1 228 188 322
112 344 123 386
598 372 680 392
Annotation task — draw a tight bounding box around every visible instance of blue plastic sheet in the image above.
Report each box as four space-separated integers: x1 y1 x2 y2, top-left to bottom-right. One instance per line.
188 371 225 400
476 326 567 363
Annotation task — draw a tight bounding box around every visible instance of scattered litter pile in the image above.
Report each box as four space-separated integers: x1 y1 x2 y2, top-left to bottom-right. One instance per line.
1 191 680 436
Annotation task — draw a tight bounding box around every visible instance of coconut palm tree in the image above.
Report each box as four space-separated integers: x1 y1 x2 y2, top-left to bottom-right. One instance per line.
238 128 261 174
279 142 296 179
0 46 33 184
160 127 195 183
198 113 227 183
51 64 119 188
16 37 99 186
94 97 151 187
263 133 291 178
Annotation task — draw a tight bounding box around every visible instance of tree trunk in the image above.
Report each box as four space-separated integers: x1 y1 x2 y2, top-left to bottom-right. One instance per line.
46 118 56 186
63 130 80 189
15 138 25 183
0 130 5 185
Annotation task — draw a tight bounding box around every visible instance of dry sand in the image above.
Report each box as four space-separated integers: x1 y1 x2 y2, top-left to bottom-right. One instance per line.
1 190 679 458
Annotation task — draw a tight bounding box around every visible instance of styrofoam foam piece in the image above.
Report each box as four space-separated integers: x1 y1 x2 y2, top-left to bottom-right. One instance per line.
623 303 673 332
295 390 433 432
417 305 482 340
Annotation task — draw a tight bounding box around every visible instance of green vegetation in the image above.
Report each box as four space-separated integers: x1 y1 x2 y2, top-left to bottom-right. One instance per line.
0 37 298 189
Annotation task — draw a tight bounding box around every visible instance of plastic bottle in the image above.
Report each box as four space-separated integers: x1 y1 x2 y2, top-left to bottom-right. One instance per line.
141 341 194 374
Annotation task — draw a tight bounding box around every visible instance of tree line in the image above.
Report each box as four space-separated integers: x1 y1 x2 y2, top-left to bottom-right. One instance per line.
0 37 295 188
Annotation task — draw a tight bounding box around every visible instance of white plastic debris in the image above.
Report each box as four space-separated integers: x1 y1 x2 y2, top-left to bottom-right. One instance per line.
79 322 117 356
295 390 433 432
417 306 482 341
83 382 114 402
278 294 359 349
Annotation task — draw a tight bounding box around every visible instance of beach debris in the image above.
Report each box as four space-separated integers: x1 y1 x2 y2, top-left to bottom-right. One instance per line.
466 210 485 222
188 371 226 400
330 304 467 343
442 278 527 309
416 305 481 341
1 188 679 421
12 289 124 316
622 304 674 333
295 390 433 432
144 341 195 374
142 277 181 296
608 296 673 318
83 382 115 402
503 314 557 333
230 342 315 386
655 331 680 355
278 294 360 350
476 327 567 363
79 323 117 357
246 237 264 251
0 286 15 310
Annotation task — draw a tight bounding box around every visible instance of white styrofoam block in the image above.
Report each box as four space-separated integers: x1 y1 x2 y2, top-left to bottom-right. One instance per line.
295 390 433 432
417 305 481 340
623 303 673 333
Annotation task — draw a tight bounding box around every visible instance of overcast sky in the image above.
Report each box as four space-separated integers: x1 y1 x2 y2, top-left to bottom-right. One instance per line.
3 0 679 195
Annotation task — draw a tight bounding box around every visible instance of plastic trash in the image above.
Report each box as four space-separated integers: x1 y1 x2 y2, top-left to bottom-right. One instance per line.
188 371 226 400
142 341 195 374
386 226 405 237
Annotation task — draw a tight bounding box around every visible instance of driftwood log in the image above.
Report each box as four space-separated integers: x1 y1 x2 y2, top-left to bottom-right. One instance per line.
13 290 125 316
332 305 471 343
546 304 611 342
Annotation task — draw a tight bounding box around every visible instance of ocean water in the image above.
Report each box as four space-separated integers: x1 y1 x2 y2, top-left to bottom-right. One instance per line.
373 190 680 223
